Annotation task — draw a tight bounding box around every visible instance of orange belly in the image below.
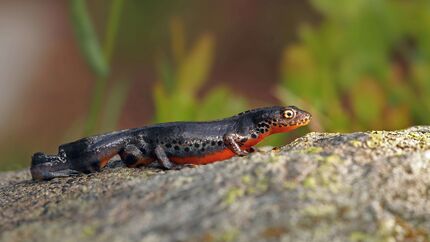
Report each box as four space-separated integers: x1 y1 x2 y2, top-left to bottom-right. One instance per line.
169 133 270 165
170 148 236 165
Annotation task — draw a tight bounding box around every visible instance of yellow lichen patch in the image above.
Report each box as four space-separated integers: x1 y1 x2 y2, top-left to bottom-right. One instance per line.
299 154 343 192
215 228 240 242
408 132 430 149
81 225 96 237
303 177 317 189
408 131 422 139
349 231 373 242
303 146 324 154
224 187 245 205
302 204 336 217
366 132 384 148
241 175 252 185
349 140 362 148
283 181 297 190
224 171 272 205
267 151 282 163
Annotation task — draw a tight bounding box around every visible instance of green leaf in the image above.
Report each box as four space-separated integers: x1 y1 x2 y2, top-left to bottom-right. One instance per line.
70 0 108 77
177 33 215 95
103 0 124 64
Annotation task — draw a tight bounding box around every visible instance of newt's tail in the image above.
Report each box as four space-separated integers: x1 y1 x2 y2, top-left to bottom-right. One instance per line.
30 130 132 181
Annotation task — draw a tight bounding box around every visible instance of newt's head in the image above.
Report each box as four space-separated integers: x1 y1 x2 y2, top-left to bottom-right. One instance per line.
245 106 311 134
272 105 311 133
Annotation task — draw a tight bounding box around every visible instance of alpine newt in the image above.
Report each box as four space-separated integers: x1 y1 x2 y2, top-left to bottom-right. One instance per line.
31 106 311 180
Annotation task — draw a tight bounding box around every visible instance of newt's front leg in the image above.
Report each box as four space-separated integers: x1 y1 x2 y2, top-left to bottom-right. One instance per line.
223 133 250 156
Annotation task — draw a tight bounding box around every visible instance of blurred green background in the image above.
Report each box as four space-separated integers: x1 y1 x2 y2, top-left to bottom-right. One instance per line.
0 0 428 171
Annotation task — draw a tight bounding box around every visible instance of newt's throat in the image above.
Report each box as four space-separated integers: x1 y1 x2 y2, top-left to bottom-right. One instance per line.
270 120 310 134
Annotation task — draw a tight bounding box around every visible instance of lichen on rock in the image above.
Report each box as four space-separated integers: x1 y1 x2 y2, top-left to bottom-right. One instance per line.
1 126 430 242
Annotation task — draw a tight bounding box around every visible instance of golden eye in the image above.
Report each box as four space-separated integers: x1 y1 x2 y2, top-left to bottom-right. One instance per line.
284 110 295 119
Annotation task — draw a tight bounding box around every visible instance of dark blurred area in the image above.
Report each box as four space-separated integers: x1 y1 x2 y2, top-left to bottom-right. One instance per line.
0 0 428 170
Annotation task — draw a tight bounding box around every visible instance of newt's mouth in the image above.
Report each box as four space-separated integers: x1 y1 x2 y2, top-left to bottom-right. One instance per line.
299 113 312 126
297 118 310 127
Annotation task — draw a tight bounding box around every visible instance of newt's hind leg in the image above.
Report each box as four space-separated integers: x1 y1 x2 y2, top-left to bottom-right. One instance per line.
31 152 80 181
119 144 153 168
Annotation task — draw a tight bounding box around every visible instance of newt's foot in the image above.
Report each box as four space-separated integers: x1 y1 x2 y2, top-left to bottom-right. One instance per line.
236 150 249 156
246 146 258 153
31 152 80 181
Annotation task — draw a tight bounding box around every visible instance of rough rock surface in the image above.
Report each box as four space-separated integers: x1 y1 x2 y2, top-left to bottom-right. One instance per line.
1 126 430 242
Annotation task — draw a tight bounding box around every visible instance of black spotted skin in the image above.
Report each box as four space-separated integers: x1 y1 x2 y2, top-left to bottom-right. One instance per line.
30 106 311 180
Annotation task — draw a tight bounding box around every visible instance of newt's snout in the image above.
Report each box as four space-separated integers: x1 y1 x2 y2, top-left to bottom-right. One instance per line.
295 109 312 127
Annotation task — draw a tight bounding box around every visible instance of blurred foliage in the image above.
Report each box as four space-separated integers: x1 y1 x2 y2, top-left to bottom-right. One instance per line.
71 0 129 135
278 0 430 132
153 18 248 122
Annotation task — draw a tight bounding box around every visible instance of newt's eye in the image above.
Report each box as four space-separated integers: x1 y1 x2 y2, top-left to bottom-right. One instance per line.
283 110 295 119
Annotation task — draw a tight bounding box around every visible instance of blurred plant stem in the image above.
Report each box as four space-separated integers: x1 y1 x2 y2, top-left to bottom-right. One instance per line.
70 0 108 77
70 0 125 136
